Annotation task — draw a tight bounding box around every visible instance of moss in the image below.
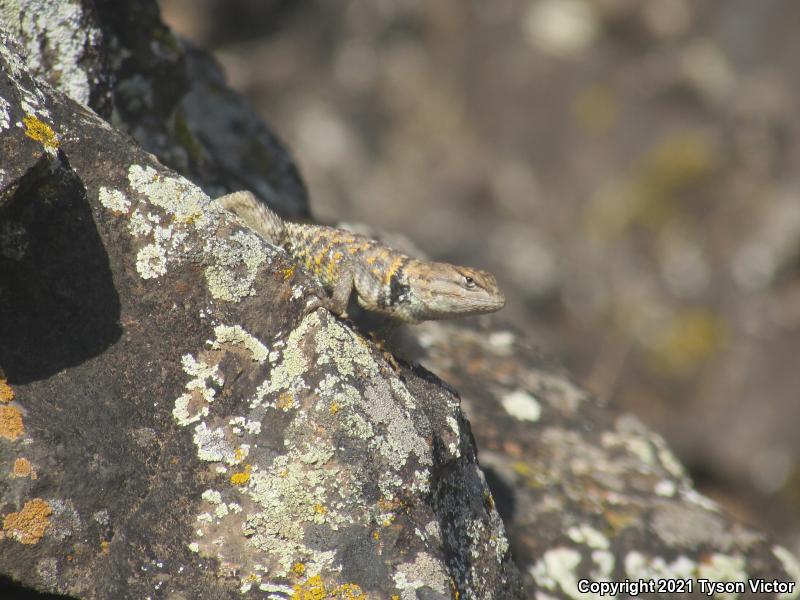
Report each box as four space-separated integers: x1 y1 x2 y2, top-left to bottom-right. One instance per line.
3 498 52 544
22 114 59 149
173 110 204 164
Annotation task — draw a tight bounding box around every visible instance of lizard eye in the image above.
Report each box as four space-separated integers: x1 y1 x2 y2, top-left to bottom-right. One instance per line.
463 276 476 289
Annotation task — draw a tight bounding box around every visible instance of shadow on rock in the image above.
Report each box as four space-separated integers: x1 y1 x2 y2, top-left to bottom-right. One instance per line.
0 153 121 384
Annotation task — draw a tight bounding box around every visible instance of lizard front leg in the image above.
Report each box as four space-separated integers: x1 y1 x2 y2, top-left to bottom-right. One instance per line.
301 269 354 320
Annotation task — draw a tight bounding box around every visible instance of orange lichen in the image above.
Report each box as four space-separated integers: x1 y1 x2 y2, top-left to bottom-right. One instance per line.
3 498 52 544
0 405 24 440
0 379 14 403
23 115 59 149
12 457 34 478
230 464 251 486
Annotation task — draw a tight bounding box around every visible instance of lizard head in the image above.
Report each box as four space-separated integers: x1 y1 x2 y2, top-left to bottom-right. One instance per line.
408 261 506 320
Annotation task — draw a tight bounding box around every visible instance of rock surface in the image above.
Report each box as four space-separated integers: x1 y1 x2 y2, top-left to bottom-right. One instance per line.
0 2 799 600
0 22 522 600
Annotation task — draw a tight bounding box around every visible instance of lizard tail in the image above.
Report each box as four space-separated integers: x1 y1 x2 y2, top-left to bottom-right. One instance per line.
217 191 286 244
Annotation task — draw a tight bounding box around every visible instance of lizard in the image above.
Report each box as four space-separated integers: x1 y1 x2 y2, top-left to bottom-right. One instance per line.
217 191 505 324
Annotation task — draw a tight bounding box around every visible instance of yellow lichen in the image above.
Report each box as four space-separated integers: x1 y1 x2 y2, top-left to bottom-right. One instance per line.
292 575 327 600
230 464 251 486
313 503 327 515
3 498 52 544
372 530 380 541
647 309 726 378
283 265 297 280
277 392 295 411
0 405 24 440
292 562 306 576
329 402 341 415
23 115 59 149
11 457 34 478
290 576 366 600
0 379 14 403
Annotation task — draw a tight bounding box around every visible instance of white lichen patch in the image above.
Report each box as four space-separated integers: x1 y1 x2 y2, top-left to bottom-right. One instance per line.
625 551 696 582
566 524 609 549
123 164 273 300
393 552 449 600
201 489 222 505
240 443 344 576
18 0 100 106
135 241 167 279
697 553 747 597
314 317 380 379
501 389 542 421
128 209 156 237
0 95 10 131
172 353 223 426
530 547 589 600
203 231 267 301
773 546 800 600
193 422 237 464
212 324 268 364
98 186 131 213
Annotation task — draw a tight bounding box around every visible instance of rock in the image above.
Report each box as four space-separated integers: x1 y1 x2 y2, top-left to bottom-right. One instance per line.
0 26 523 599
1 2 799 599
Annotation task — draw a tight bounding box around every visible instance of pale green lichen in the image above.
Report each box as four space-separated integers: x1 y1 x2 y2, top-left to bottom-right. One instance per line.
530 547 587 600
203 231 266 301
773 546 800 600
12 0 99 106
625 551 696 582
212 324 268 364
124 164 272 301
251 315 314 408
0 96 11 131
313 318 379 379
128 209 154 237
135 242 167 279
98 186 130 213
193 422 237 464
697 553 747 599
500 389 541 422
172 354 223 426
392 552 450 600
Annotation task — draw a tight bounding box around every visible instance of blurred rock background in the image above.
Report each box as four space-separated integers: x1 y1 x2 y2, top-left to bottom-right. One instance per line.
159 0 800 555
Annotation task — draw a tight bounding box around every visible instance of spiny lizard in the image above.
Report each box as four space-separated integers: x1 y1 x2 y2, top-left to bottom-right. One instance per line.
218 191 505 323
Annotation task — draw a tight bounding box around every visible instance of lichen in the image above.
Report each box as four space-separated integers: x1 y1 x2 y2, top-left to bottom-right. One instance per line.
22 114 59 149
0 404 24 440
393 552 449 600
212 324 268 364
98 186 131 214
11 457 35 478
15 0 99 106
0 95 10 131
500 389 541 422
2 498 52 544
529 547 583 599
135 241 168 279
0 378 14 403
